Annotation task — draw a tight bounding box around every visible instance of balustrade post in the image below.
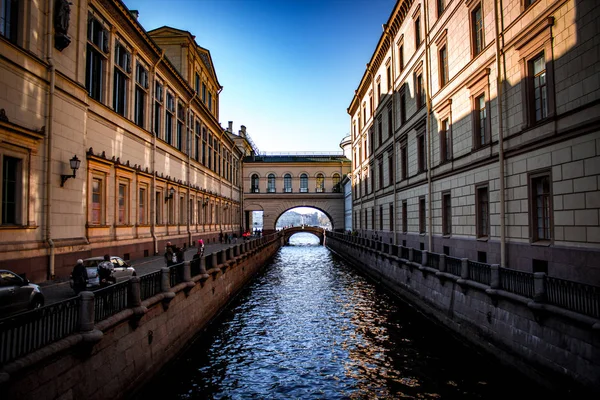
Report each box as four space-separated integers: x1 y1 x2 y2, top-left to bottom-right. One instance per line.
225 247 232 261
129 276 142 308
533 272 547 303
421 250 428 267
211 252 218 269
79 291 95 332
161 267 171 291
460 258 469 279
409 248 414 262
199 256 207 274
439 254 446 273
490 264 500 289
183 261 192 282
234 244 240 257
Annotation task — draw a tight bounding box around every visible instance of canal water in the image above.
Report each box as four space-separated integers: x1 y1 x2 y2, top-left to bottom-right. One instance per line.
134 233 551 399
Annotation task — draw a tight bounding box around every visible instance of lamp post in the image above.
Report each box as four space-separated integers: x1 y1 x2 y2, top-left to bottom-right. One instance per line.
165 186 175 202
60 155 81 187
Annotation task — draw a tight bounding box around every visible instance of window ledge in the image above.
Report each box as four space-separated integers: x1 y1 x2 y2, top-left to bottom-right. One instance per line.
531 240 551 247
0 225 38 230
477 236 489 242
442 234 452 238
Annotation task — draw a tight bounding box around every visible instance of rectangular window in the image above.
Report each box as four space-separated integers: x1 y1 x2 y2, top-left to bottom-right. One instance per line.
377 81 381 102
387 106 393 137
417 133 426 173
531 53 548 122
370 168 375 194
138 186 146 225
155 191 162 225
401 142 408 180
440 118 452 163
398 44 404 73
437 0 446 17
202 82 206 103
419 197 426 234
195 72 200 94
113 43 131 117
86 15 108 102
165 92 174 145
134 63 148 128
388 153 394 186
442 192 452 235
194 121 201 161
0 0 19 43
386 66 391 91
371 208 375 230
415 16 421 47
118 182 127 225
472 4 484 56
476 185 489 238
416 74 425 109
474 93 487 148
208 92 213 112
378 158 383 190
379 205 384 230
179 196 185 225
1 155 19 224
389 204 394 231
377 117 382 146
91 177 103 225
402 200 408 233
176 102 184 151
400 90 406 124
439 45 448 87
531 174 552 241
154 82 163 137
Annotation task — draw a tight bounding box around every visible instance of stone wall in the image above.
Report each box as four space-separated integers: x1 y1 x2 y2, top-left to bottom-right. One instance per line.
326 234 600 396
2 237 282 400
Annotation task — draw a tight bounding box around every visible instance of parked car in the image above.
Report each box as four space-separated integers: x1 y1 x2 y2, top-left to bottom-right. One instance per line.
0 270 45 317
70 256 136 291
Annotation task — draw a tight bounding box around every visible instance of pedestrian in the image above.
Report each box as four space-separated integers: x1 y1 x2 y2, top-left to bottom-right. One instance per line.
71 259 88 294
176 243 185 263
165 241 176 267
194 239 205 259
98 254 116 287
219 231 224 243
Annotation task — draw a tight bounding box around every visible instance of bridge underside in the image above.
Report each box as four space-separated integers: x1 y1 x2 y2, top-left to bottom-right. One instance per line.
281 226 325 245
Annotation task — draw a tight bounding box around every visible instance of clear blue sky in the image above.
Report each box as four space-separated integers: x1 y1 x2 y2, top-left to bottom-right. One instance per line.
124 0 396 153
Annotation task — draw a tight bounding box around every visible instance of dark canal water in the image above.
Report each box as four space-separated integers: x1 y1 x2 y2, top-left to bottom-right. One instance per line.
134 233 551 399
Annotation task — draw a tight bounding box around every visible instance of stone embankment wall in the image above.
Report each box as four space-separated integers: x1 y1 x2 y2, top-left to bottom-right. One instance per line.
3 237 282 400
326 235 600 396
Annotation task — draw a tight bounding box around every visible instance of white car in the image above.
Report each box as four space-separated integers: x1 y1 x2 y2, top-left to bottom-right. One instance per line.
70 256 136 291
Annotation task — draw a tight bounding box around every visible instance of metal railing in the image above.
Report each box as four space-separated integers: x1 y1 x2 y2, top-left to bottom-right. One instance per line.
499 267 534 298
140 271 162 301
169 263 185 287
94 281 130 323
427 253 440 269
468 260 491 285
191 257 202 277
413 249 422 264
546 277 600 319
0 296 80 365
400 246 409 260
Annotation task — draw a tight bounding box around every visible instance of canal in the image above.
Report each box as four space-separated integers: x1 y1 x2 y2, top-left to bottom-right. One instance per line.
133 233 550 399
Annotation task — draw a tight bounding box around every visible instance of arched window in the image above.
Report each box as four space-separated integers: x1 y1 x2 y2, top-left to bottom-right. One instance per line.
267 173 276 193
332 173 341 192
251 174 259 193
284 174 292 192
316 173 325 192
300 173 308 193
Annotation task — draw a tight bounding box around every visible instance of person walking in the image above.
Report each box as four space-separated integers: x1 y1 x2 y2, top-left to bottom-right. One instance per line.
98 254 116 288
165 242 176 267
71 259 88 294
219 231 224 244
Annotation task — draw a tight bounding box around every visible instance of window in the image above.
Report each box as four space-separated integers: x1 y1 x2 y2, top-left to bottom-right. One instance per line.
417 132 426 173
155 190 162 224
0 0 19 44
208 92 213 113
316 173 325 192
176 102 184 151
251 174 260 193
369 95 373 117
118 182 128 225
530 53 547 122
440 118 452 163
437 0 446 17
167 192 175 225
379 205 384 230
267 173 276 193
388 153 394 186
138 186 147 225
439 45 448 87
401 141 408 180
398 43 404 73
378 158 383 190
194 120 200 161
332 173 341 192
113 42 131 117
419 197 426 234
91 177 103 225
134 63 148 128
371 207 375 230
377 81 381 102
300 173 308 193
442 192 451 235
377 117 382 146
402 200 408 233
165 92 174 145
202 82 206 103
86 14 109 102
195 72 200 94
179 195 185 225
476 185 489 238
416 73 425 109
530 173 552 241
202 127 207 166
415 16 421 47
368 128 373 156
471 4 484 57
386 65 391 91
474 93 489 148
370 167 375 194
284 174 292 193
154 81 163 137
389 204 394 231
387 106 393 137
1 155 20 225
400 88 406 125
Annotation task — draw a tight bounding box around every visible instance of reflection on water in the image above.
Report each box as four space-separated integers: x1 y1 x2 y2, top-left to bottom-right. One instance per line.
134 232 550 399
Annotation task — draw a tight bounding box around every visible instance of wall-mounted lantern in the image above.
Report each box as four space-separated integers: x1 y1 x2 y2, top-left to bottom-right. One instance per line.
165 187 175 202
202 198 209 207
60 155 81 187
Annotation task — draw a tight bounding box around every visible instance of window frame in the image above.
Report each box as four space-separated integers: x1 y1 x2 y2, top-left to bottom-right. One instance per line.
529 170 553 243
251 174 260 193
417 130 426 174
113 40 132 118
284 173 292 193
117 180 129 226
0 150 27 226
468 1 485 58
419 196 426 234
138 183 148 225
476 183 490 239
402 200 408 233
467 68 491 151
134 61 149 128
90 174 105 226
86 13 109 103
300 173 308 193
442 191 452 236
267 173 276 193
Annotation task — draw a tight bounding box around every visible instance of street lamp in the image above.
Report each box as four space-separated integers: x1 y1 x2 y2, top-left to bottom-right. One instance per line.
165 186 175 202
60 155 81 187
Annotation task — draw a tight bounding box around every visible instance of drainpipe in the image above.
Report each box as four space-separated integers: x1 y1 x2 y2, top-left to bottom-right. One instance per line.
494 0 506 267
366 65 375 236
186 92 197 246
383 24 397 245
150 50 165 255
44 0 56 279
424 0 433 252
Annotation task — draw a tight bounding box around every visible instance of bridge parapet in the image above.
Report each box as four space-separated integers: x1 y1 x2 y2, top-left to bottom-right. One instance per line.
281 226 326 245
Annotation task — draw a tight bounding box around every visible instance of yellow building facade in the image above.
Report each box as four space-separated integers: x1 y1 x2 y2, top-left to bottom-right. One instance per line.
349 0 600 284
0 0 243 281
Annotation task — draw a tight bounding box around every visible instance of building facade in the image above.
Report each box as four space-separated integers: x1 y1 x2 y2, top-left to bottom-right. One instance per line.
349 0 600 284
0 0 245 282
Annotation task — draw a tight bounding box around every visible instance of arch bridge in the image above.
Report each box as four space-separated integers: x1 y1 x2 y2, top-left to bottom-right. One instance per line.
242 153 351 234
281 226 327 245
